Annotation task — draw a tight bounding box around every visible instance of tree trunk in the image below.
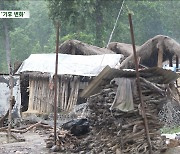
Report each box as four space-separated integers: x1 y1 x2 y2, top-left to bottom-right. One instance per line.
95 0 103 47
1 0 13 142
2 19 12 73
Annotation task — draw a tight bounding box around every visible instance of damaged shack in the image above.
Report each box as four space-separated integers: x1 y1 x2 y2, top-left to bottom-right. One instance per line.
17 53 123 114
45 66 180 153
44 36 180 153
83 66 180 154
1 35 180 154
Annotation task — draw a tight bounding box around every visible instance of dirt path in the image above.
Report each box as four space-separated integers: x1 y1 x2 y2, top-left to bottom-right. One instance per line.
0 131 180 154
0 132 50 154
162 147 180 154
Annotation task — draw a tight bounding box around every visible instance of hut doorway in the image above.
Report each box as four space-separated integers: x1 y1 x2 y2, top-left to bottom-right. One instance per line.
20 74 29 112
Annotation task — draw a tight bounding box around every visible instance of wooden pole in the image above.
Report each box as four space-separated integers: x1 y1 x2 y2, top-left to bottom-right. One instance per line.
54 22 60 145
176 55 179 71
128 13 153 154
169 56 173 67
157 47 163 67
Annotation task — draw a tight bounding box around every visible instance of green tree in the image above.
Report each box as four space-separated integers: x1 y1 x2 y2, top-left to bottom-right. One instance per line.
46 0 125 47
0 0 17 73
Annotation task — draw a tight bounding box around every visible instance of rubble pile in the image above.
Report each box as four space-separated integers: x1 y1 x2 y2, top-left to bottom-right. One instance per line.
79 78 168 154
45 129 79 152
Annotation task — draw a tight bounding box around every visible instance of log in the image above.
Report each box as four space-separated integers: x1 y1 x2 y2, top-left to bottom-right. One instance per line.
2 122 53 134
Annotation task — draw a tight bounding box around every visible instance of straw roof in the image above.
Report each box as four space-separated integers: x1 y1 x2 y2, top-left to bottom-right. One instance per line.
119 35 180 68
59 40 114 55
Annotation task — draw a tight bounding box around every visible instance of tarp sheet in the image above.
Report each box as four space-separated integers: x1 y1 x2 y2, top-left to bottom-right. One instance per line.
110 78 134 112
17 54 123 76
0 75 21 117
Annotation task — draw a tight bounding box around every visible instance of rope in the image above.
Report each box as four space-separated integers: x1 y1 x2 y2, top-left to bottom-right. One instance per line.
106 0 125 48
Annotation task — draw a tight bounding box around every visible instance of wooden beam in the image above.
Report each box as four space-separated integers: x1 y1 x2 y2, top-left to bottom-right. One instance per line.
157 47 163 67
80 66 111 98
176 55 179 70
169 56 173 67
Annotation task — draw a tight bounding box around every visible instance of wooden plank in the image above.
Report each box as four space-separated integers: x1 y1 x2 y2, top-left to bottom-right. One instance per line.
64 77 68 111
66 76 76 111
80 66 112 98
71 76 80 110
176 55 179 69
61 76 65 110
28 79 34 111
58 76 63 111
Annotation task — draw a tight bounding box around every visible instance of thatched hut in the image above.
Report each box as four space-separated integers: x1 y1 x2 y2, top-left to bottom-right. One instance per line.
107 42 140 57
17 53 123 115
117 35 180 69
59 40 114 55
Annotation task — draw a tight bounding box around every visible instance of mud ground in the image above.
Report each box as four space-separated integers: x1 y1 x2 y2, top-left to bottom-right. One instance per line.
0 131 50 154
0 131 180 154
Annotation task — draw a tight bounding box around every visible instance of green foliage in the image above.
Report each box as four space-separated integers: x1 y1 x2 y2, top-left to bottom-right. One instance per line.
2 0 180 73
161 126 180 134
10 27 32 63
0 0 55 73
61 32 95 45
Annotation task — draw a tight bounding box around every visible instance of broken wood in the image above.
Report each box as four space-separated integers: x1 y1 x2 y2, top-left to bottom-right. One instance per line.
11 132 25 142
140 77 165 95
83 76 168 154
0 122 52 133
45 129 79 152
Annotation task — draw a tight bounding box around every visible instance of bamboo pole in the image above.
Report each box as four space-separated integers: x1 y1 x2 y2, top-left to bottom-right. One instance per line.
61 77 65 111
54 22 60 145
64 77 68 111
72 77 80 110
128 13 152 154
67 77 75 111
